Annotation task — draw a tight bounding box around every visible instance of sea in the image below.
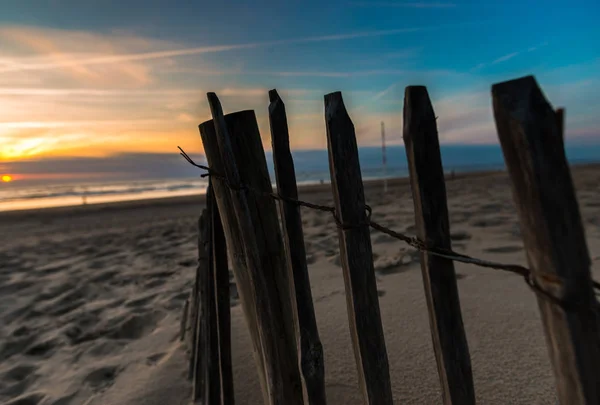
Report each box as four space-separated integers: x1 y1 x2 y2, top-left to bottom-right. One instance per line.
2 144 599 212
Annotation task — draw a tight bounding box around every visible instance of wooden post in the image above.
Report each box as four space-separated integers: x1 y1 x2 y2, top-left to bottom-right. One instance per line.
198 185 222 404
191 208 211 398
187 215 204 378
403 86 476 405
201 94 303 405
269 89 327 405
492 75 600 405
324 91 393 405
212 186 234 405
199 119 269 402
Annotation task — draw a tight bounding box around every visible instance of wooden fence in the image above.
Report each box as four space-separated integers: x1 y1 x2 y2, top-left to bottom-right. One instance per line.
180 75 600 405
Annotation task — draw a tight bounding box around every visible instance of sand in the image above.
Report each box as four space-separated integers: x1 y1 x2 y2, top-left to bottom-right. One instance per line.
2 165 600 405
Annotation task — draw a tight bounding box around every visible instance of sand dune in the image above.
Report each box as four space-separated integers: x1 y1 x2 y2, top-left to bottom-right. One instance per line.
1 165 600 405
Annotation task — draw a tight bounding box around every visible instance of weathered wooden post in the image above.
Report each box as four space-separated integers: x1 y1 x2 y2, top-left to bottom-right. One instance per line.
199 119 269 402
492 75 600 405
324 91 393 405
403 85 476 405
211 185 234 405
200 94 303 405
269 89 327 405
191 207 211 399
198 186 221 404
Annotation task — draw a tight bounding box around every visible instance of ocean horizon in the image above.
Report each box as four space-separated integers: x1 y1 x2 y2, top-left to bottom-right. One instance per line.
2 144 600 212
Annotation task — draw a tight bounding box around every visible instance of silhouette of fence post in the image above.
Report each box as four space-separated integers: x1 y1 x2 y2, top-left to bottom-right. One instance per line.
211 184 234 405
196 185 221 404
492 75 600 404
199 119 269 401
269 89 327 405
177 76 600 405
403 86 476 405
324 91 393 405
201 94 303 405
189 206 210 399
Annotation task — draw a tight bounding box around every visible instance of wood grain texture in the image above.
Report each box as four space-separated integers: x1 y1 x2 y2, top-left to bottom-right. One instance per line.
212 189 234 405
188 214 206 379
203 186 221 404
269 89 327 405
492 75 600 405
324 91 393 405
192 208 211 401
199 119 269 403
403 86 475 405
204 93 303 405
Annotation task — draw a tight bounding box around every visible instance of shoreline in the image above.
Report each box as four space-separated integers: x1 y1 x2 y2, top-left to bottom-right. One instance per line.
3 161 600 219
0 168 506 220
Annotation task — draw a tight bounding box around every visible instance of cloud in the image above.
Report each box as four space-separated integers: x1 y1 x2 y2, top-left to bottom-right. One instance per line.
349 1 456 8
472 42 549 71
491 52 519 65
0 21 488 74
0 26 180 87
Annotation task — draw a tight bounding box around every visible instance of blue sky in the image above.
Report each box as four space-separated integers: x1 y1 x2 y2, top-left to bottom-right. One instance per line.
0 0 598 182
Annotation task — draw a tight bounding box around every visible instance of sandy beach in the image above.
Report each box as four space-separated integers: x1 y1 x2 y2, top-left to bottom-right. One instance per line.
2 165 600 405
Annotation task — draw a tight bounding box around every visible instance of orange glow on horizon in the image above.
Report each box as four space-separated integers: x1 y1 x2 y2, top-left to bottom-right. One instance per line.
2 175 13 182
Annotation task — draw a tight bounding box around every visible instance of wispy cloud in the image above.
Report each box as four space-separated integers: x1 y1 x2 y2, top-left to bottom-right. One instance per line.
349 82 400 115
472 42 549 71
349 1 456 8
491 52 519 65
0 21 488 74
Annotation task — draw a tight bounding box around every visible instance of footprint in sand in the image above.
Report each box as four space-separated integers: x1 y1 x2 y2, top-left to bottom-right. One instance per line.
146 352 166 366
1 364 39 400
83 365 120 391
3 364 37 383
106 311 165 340
0 336 37 361
23 338 59 358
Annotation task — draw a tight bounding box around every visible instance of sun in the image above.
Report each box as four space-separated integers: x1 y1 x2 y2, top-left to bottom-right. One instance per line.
2 175 13 183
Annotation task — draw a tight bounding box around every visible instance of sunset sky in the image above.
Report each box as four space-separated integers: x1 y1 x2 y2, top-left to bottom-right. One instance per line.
1 0 599 183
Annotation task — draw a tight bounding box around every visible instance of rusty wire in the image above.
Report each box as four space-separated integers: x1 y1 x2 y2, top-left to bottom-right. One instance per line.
178 147 600 311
